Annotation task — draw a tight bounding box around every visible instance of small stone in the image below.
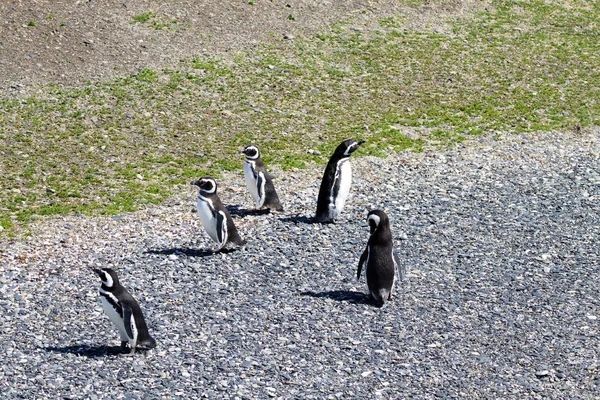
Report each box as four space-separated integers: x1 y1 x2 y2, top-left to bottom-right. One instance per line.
535 370 550 378
283 33 295 40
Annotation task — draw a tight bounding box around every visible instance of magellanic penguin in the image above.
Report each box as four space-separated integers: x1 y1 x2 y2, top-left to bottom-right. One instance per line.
93 268 157 354
314 138 365 223
191 177 246 251
356 210 406 306
241 144 284 212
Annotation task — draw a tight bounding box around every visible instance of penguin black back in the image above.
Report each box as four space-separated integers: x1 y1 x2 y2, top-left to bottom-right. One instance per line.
357 210 403 306
315 139 364 223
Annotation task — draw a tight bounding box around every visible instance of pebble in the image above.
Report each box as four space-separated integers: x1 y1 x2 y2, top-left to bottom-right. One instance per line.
535 370 550 378
1 131 598 398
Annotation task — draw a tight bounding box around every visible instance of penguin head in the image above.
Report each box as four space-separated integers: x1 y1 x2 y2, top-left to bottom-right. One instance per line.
241 145 260 160
367 209 389 235
191 177 217 194
93 268 119 288
335 139 365 158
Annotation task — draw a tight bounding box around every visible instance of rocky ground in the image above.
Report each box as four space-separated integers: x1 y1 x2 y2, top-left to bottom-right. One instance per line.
1 130 599 398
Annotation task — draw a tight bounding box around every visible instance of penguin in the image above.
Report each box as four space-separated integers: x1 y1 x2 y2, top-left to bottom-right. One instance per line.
93 268 157 354
241 144 284 212
356 210 405 306
191 176 246 251
314 138 365 223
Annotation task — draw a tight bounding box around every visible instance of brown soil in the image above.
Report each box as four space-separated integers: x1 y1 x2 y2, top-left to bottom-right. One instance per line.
0 0 486 96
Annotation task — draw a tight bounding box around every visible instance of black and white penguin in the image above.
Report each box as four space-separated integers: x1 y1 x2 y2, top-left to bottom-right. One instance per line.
93 268 157 354
314 138 365 223
191 176 246 251
241 144 283 212
356 210 405 306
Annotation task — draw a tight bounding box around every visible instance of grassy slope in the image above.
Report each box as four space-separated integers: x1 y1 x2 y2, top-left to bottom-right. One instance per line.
1 0 599 235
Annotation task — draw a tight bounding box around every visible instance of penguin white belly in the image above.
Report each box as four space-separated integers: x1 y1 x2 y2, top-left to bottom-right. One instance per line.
243 162 260 205
197 198 219 243
331 160 352 218
99 295 129 341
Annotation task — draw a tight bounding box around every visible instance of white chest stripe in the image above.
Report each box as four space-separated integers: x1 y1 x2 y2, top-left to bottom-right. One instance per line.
99 288 120 307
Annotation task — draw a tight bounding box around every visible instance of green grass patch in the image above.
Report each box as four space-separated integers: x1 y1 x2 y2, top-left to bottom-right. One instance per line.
132 12 155 24
131 11 180 31
1 0 599 236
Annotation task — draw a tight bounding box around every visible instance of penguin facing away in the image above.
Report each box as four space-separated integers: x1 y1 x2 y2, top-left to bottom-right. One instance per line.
241 144 284 212
314 138 365 223
94 268 157 354
191 177 246 251
356 210 405 306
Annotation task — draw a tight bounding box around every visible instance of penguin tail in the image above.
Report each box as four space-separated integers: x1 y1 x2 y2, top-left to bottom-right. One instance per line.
229 236 246 248
379 289 390 301
137 336 157 350
371 289 389 308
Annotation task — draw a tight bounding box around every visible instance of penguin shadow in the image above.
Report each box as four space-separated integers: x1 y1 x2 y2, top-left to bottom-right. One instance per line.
279 214 319 224
145 248 237 258
44 344 124 358
226 205 271 218
301 290 378 306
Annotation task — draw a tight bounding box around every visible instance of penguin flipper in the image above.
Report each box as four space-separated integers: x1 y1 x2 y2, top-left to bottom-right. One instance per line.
393 248 406 281
216 210 228 250
357 247 368 280
122 305 135 340
256 171 266 208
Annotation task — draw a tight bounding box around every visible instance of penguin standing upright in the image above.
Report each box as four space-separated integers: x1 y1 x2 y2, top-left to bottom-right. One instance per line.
314 139 365 223
356 210 405 306
241 144 283 212
93 268 157 354
191 177 246 251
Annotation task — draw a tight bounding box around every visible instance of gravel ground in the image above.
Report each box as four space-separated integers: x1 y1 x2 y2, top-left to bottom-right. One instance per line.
1 130 599 399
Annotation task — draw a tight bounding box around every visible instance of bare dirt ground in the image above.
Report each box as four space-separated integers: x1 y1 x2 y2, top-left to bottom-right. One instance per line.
0 0 487 95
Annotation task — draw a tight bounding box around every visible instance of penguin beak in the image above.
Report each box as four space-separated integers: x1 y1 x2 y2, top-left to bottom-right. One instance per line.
357 139 365 146
190 179 200 187
92 268 102 277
